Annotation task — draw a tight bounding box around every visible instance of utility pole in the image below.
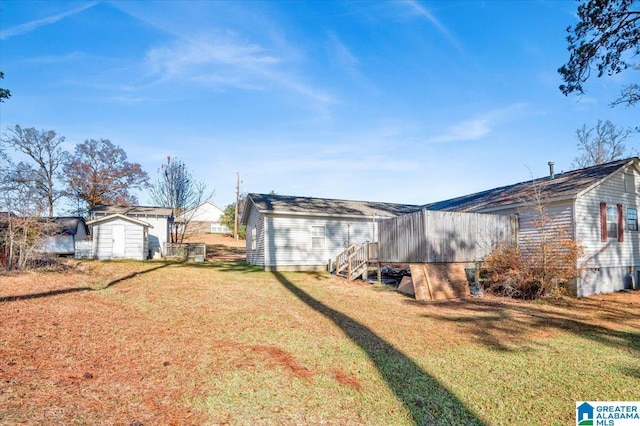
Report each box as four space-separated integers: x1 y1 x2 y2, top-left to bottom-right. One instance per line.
234 172 240 241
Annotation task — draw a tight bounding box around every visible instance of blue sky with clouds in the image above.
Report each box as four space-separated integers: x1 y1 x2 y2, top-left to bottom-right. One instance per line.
1 0 638 208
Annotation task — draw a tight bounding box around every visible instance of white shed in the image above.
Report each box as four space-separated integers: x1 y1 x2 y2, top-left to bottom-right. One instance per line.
86 214 151 260
90 205 172 258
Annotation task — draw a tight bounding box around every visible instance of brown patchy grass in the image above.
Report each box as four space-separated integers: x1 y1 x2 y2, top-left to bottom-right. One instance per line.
1 250 639 425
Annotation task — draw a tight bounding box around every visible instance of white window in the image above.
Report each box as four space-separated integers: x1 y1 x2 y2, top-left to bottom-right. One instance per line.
210 223 230 233
311 226 325 249
251 227 257 250
606 206 618 239
628 208 638 232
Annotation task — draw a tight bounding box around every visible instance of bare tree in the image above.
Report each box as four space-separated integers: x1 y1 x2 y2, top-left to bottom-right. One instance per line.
2 125 68 217
573 120 636 168
149 156 213 243
483 173 584 299
64 139 149 214
0 168 53 270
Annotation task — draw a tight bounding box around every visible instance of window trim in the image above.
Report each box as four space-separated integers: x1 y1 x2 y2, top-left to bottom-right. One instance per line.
251 226 257 250
600 202 624 242
627 207 638 232
310 225 326 249
606 205 619 240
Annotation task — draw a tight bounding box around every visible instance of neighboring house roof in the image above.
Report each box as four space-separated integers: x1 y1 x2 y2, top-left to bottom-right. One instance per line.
90 205 173 217
424 157 639 213
50 217 87 236
86 213 153 228
243 193 422 222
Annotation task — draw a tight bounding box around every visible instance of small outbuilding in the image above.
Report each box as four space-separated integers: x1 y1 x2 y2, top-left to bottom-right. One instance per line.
39 216 89 255
86 214 152 260
89 205 172 258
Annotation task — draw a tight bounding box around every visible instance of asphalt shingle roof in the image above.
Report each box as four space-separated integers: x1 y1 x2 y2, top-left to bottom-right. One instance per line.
247 193 422 218
90 205 173 217
424 157 638 212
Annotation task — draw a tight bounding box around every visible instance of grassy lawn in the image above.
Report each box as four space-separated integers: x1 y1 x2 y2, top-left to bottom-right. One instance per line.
1 259 639 425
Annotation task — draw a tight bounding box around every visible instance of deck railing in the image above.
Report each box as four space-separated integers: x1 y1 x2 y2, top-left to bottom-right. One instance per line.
336 242 378 281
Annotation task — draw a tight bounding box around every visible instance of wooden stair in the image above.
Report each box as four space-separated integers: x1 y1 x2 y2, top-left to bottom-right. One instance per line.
335 242 379 281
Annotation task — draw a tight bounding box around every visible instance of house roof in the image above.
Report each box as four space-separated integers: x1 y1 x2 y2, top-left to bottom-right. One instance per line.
90 205 173 217
244 193 422 222
424 157 639 213
86 213 153 228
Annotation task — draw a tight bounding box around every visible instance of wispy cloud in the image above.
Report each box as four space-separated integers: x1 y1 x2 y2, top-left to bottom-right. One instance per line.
399 0 463 52
326 32 359 72
0 2 98 40
428 103 529 143
143 32 335 104
21 52 90 65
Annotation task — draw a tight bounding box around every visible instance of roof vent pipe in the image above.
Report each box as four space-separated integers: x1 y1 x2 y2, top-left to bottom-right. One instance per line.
548 161 555 179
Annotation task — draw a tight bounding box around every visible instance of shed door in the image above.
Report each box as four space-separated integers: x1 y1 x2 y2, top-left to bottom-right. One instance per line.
112 224 125 258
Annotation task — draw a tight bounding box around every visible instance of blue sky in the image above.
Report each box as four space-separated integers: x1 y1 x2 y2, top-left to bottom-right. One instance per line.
1 0 638 209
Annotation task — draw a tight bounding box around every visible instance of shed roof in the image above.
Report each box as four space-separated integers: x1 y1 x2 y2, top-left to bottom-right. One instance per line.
50 217 87 235
86 213 153 228
90 205 173 217
424 157 639 213
244 193 422 221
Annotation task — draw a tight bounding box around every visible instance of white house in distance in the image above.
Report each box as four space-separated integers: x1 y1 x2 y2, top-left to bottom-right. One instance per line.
180 201 229 235
425 157 640 297
88 205 173 259
242 193 421 271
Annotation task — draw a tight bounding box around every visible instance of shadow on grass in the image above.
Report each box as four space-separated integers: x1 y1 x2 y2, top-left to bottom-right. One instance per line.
272 271 485 425
0 261 177 303
411 298 640 354
176 261 262 273
618 365 640 379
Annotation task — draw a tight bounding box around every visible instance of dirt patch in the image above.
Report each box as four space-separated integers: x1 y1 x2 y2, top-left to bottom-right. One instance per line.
249 345 316 380
183 233 245 248
181 233 246 262
331 369 362 390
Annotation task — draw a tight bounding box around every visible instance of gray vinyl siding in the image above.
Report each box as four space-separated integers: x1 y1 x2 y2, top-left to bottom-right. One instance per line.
121 214 168 257
575 166 640 268
262 214 377 269
514 202 574 252
245 206 265 266
574 166 640 295
92 218 147 260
